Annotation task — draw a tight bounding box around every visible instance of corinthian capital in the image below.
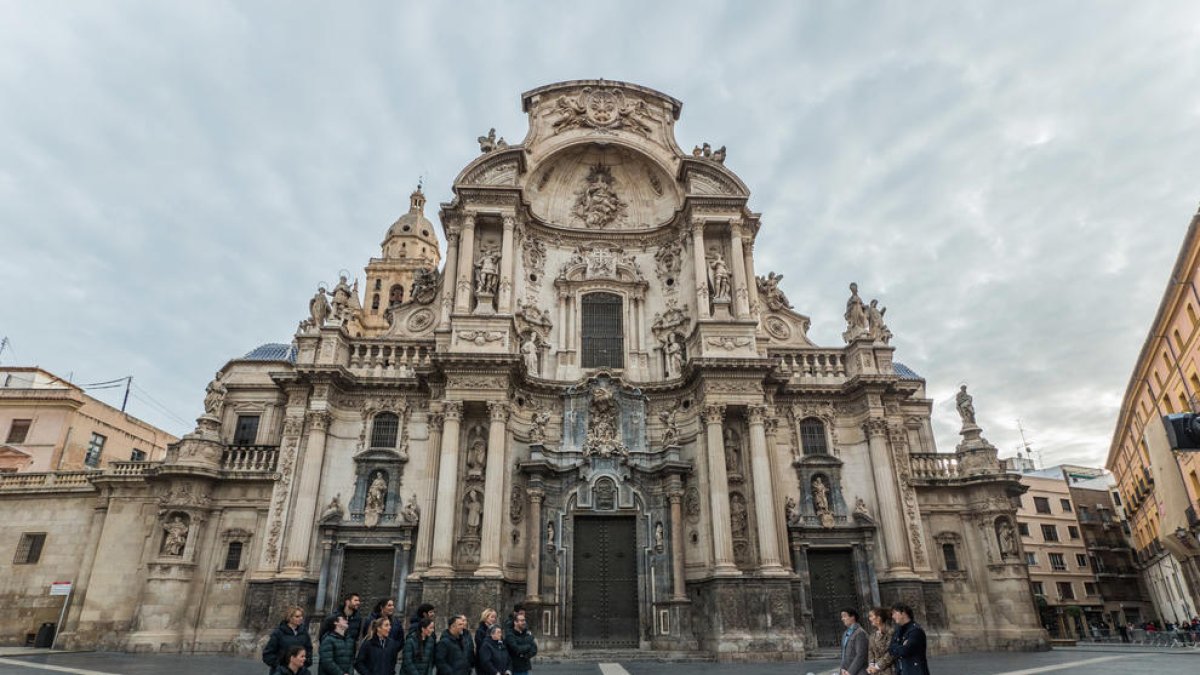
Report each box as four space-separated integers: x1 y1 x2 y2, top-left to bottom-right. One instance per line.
443 400 464 420
702 403 726 425
488 400 510 422
747 404 769 425
864 417 889 437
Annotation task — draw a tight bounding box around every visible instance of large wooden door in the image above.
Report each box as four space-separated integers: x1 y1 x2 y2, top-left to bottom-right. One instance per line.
572 517 638 647
808 549 858 649
340 548 394 606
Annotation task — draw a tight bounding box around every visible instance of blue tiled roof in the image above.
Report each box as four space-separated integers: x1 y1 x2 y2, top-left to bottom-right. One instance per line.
241 343 296 363
893 361 922 381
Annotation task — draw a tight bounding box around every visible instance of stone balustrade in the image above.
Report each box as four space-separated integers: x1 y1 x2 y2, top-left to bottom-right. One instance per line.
106 461 158 477
0 471 93 491
347 341 433 378
771 349 848 381
909 453 961 480
221 445 279 473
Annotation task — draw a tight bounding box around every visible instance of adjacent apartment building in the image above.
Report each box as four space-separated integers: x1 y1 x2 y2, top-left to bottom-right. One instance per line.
1106 205 1200 624
0 367 177 472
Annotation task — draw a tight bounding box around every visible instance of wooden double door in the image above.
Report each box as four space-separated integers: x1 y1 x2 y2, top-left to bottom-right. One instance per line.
572 516 639 647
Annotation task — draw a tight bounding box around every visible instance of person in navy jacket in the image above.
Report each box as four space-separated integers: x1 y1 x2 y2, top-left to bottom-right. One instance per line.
886 604 930 675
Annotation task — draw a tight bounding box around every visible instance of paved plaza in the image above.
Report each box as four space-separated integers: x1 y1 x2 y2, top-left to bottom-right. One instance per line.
0 648 1197 675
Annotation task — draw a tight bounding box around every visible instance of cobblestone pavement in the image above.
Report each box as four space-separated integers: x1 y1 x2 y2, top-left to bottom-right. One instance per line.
0 648 1196 674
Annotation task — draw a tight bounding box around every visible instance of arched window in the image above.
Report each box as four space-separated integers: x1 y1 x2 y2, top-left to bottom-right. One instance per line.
799 418 828 455
390 284 404 306
370 412 399 448
581 292 624 369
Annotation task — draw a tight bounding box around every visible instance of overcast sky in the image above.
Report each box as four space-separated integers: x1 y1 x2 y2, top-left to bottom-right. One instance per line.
2 1 1198 468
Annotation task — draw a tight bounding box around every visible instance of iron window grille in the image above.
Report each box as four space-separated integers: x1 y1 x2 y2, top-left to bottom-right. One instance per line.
581 292 624 369
371 412 400 448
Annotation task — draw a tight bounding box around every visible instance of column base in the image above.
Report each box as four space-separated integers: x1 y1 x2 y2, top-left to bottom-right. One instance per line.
473 564 504 578
756 563 791 577
424 564 455 579
278 564 310 580
711 563 742 577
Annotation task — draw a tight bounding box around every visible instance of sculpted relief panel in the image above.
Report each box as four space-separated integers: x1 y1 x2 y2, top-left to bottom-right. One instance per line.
525 145 678 230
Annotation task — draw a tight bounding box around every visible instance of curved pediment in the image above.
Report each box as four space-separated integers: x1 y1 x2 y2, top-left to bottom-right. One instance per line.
679 158 749 198
525 143 680 231
455 147 526 187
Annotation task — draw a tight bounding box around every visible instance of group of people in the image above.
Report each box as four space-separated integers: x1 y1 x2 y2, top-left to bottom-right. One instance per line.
837 604 930 675
261 593 538 675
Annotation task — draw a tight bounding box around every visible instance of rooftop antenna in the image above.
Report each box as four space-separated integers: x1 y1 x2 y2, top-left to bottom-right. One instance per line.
1016 419 1041 469
0 336 8 363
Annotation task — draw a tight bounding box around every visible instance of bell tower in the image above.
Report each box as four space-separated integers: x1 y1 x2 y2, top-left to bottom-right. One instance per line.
361 184 442 333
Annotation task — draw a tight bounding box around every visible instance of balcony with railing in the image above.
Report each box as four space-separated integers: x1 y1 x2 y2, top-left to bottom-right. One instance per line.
347 341 433 379
105 460 158 477
221 445 279 473
0 471 93 492
910 453 961 480
771 349 848 384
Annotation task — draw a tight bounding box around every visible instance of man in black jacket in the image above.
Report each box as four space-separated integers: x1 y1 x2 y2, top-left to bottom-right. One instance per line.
887 604 930 675
320 593 363 649
434 615 474 675
503 613 537 675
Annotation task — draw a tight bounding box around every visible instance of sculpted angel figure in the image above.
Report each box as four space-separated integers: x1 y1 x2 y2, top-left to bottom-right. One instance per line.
402 496 420 524
658 402 680 447
867 299 892 343
477 127 507 153
785 496 798 525
529 409 551 444
843 282 869 340
203 372 227 418
308 285 330 327
162 516 189 556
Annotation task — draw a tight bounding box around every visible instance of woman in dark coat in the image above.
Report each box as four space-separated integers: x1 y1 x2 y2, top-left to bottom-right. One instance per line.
355 617 402 675
401 618 437 675
476 625 511 675
319 615 355 675
274 645 313 675
263 607 313 672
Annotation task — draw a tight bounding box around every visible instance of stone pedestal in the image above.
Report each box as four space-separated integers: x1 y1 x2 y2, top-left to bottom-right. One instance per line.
688 577 804 662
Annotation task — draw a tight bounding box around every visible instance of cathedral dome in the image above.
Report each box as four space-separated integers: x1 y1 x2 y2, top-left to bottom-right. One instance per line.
384 186 438 249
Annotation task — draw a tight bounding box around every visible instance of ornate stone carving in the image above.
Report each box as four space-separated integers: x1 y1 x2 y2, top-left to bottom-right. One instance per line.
551 86 655 136
410 267 439 305
264 436 299 566
702 403 726 425
528 408 551 445
756 272 792 311
203 372 226 418
307 285 330 329
654 238 683 287
853 497 874 524
705 336 752 351
330 274 355 323
516 300 554 338
443 400 464 420
658 401 681 447
160 484 212 510
464 489 483 536
584 387 627 458
402 496 420 525
651 298 690 339
866 299 892 344
474 246 501 295
465 434 486 478
364 471 387 529
707 250 731 302
456 330 506 346
509 485 524 525
406 308 435 333
572 164 628 229
812 475 834 528
320 495 344 522
691 142 726 163
763 315 792 341
654 521 664 553
956 385 976 426
785 496 799 526
723 426 743 475
730 492 748 533
521 333 541 375
685 486 701 523
996 516 1018 559
661 332 685 379
477 128 508 153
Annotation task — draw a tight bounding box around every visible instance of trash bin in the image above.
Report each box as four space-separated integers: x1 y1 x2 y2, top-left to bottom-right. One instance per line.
33 622 55 648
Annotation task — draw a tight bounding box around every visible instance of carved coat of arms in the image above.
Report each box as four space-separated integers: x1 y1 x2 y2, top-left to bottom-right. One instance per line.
572 165 627 229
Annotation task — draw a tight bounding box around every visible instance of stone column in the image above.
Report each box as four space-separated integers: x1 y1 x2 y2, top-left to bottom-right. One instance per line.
668 488 688 600
703 404 739 575
748 405 787 575
742 233 759 316
476 401 510 577
526 488 544 601
412 408 443 575
691 220 711 319
454 215 476 314
498 215 516 313
283 410 330 575
728 220 750 317
866 418 911 571
428 401 463 577
439 230 460 329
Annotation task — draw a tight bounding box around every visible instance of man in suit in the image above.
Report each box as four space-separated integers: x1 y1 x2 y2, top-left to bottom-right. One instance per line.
887 604 930 675
840 608 869 675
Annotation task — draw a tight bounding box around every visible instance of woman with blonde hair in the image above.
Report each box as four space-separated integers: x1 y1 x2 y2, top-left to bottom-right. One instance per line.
866 606 895 675
262 606 312 673
473 608 498 674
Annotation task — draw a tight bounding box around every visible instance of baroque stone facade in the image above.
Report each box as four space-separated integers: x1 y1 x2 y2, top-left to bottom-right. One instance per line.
0 80 1046 660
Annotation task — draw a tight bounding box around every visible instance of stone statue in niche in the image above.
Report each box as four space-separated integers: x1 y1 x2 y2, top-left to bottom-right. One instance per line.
572 164 627 229
756 272 792 311
203 372 227 418
997 517 1017 558
785 496 799 526
853 497 874 523
658 402 681 447
521 333 540 375
545 520 556 550
730 493 748 532
662 332 685 378
956 385 977 426
812 476 835 528
843 282 869 341
474 247 501 296
654 522 665 553
161 514 189 556
330 275 354 321
466 437 486 477
308 285 330 328
867 299 892 344
464 490 483 536
708 250 731 302
364 472 387 529
320 494 344 522
723 427 742 474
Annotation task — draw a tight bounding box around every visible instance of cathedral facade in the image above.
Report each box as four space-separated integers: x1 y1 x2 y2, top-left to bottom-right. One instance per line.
1 81 1046 660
